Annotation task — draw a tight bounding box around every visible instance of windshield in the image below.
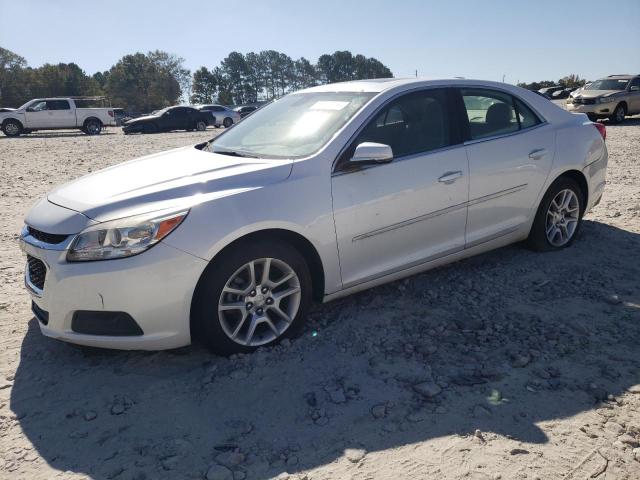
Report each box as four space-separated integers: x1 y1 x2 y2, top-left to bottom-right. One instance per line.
586 79 629 91
207 91 375 158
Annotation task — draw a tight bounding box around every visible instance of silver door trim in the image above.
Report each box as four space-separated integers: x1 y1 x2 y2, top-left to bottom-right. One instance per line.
351 183 527 242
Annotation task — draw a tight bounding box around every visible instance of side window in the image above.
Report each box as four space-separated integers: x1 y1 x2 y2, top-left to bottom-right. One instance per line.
47 100 70 110
461 89 518 140
213 106 225 112
354 89 451 158
630 78 640 90
514 98 541 129
29 101 48 112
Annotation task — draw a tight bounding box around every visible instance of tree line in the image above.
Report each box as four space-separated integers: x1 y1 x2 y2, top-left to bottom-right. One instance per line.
517 74 587 92
0 46 392 112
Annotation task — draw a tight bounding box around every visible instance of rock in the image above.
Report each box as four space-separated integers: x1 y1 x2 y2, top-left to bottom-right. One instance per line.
345 448 366 463
303 392 317 407
605 422 625 435
510 353 531 368
216 451 245 468
604 294 622 305
472 405 492 418
510 448 529 455
233 471 246 480
633 448 640 462
110 403 125 415
406 410 429 423
325 386 346 404
206 464 233 480
413 381 442 398
618 434 639 447
84 410 97 421
474 429 486 443
370 404 387 419
435 406 448 414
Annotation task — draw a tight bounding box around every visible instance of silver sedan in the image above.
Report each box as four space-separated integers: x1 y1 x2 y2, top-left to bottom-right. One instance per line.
20 78 608 354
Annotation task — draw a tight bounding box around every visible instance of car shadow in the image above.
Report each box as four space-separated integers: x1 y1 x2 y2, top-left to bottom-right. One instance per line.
10 220 640 479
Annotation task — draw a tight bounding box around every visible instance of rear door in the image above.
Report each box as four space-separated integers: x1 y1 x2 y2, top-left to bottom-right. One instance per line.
457 88 555 247
331 88 469 287
46 100 75 127
628 77 640 114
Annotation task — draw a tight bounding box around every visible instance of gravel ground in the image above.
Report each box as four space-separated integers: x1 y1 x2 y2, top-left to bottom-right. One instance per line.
0 119 639 480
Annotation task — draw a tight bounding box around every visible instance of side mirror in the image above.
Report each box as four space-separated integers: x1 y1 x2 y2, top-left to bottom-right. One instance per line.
630 85 640 92
350 142 393 165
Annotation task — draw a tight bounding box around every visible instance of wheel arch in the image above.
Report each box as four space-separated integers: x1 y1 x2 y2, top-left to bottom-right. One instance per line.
189 228 326 339
554 169 589 209
2 117 23 129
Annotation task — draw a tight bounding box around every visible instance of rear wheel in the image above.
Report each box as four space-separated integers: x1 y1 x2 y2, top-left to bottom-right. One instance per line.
609 103 626 124
84 119 102 135
2 119 22 137
195 120 207 131
527 178 584 251
223 117 233 128
192 240 312 355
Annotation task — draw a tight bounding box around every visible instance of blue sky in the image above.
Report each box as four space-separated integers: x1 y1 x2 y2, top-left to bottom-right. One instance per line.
1 0 638 83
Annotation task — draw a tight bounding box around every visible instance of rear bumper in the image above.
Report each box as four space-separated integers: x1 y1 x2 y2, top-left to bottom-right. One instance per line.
20 231 208 350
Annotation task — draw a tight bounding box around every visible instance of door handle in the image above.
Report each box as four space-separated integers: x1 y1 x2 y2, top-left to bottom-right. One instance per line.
528 148 547 160
438 171 463 184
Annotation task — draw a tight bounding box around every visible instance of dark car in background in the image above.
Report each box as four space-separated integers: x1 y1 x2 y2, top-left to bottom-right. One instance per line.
122 106 212 134
234 105 258 118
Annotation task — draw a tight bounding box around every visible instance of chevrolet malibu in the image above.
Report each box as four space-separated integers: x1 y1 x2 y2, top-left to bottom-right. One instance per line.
20 78 608 354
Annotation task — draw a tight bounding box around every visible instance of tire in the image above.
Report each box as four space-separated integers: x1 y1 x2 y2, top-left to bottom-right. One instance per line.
84 118 102 135
223 117 233 128
2 119 22 137
143 123 158 134
195 120 207 131
609 103 626 124
527 177 584 252
192 240 312 355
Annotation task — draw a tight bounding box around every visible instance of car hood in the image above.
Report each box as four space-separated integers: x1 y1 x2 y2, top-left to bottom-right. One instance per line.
47 146 293 223
123 114 158 125
574 89 622 99
0 107 16 113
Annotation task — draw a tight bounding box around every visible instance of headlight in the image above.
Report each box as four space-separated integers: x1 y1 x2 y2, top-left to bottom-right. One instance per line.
67 210 188 262
598 96 616 104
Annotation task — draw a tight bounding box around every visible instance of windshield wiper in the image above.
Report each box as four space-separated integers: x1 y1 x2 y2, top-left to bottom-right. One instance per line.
212 149 258 158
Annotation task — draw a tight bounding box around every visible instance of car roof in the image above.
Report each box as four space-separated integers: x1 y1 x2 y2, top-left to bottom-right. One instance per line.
297 77 533 94
603 74 637 79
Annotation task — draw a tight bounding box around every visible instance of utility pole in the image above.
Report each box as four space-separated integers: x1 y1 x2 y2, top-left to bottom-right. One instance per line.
415 69 418 78
502 74 506 83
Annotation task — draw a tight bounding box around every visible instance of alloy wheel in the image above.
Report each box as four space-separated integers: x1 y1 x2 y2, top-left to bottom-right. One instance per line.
196 121 206 131
86 121 101 134
546 189 580 247
615 105 625 123
5 122 19 135
217 257 301 346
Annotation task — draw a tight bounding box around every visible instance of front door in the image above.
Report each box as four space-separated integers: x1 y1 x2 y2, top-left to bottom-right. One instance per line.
458 88 555 247
331 88 469 288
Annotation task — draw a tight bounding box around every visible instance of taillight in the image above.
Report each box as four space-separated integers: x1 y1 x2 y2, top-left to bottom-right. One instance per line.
593 122 606 140
108 110 114 118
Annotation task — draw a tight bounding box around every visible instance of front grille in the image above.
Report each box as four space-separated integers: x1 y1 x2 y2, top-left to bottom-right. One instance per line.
27 255 46 290
27 226 68 244
573 97 597 105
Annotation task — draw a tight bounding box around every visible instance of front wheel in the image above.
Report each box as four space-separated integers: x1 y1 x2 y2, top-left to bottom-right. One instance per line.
223 117 233 128
609 104 626 124
527 178 584 252
2 119 22 137
192 240 312 355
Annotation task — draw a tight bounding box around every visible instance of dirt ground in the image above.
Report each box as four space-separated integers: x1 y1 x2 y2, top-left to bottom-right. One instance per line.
0 120 639 480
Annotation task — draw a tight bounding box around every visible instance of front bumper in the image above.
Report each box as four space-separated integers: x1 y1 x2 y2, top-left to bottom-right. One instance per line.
122 124 144 134
20 230 208 350
567 102 617 117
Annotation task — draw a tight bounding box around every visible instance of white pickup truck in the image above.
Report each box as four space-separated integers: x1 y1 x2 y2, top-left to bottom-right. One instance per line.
0 97 116 137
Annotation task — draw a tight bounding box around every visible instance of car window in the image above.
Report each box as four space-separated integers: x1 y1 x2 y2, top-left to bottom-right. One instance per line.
461 89 519 140
29 101 48 112
354 89 451 158
630 78 640 90
213 106 225 112
514 98 541 129
46 100 70 110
